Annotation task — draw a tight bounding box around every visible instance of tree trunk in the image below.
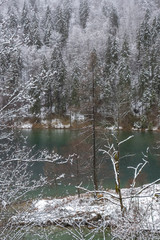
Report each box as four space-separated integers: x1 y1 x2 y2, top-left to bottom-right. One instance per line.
92 69 98 192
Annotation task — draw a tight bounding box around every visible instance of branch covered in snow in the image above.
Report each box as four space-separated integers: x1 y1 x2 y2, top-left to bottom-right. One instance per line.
128 148 149 189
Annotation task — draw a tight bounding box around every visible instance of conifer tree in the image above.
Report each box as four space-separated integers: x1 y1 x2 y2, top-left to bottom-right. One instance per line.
118 36 131 91
70 63 81 108
31 12 42 48
21 1 32 45
54 4 69 47
50 46 67 115
29 74 42 116
43 6 53 46
136 10 159 117
103 35 119 123
40 56 53 115
7 7 18 31
63 0 72 30
137 10 151 58
109 6 119 35
117 36 132 128
79 0 89 29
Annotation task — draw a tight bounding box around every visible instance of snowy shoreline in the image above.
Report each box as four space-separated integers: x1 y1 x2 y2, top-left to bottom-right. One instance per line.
13 120 160 132
12 183 160 234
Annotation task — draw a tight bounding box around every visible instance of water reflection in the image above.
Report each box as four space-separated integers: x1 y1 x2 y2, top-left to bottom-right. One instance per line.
24 226 112 240
19 129 160 197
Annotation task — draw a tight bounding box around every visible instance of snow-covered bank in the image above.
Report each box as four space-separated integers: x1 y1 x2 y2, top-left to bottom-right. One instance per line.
13 183 160 234
13 114 86 129
15 121 160 131
15 119 71 129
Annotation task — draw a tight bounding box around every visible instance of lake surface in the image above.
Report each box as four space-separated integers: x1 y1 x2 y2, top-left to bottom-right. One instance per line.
24 226 112 240
20 129 160 198
3 129 160 240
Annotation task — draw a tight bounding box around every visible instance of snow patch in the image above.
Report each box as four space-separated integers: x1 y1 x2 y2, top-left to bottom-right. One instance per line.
106 125 123 131
34 199 48 211
51 119 70 129
19 122 32 129
14 183 160 234
70 112 85 122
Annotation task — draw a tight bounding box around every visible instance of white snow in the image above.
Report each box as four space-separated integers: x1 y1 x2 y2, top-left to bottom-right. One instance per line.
51 119 70 129
41 119 70 128
41 119 50 128
13 183 160 233
34 199 48 211
19 122 33 129
106 125 123 131
70 112 85 122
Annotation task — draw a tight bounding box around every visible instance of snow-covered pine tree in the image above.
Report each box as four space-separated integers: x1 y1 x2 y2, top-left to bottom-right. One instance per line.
50 46 67 115
30 12 42 48
21 1 33 46
79 0 89 29
54 4 69 47
70 63 81 109
103 35 119 125
43 6 53 46
117 35 132 128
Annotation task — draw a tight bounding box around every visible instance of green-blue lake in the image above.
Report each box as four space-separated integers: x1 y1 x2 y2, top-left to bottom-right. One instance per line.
3 129 160 240
20 129 160 198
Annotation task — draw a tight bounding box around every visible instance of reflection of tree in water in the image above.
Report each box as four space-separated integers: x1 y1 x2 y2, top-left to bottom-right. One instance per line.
153 136 160 164
43 146 70 186
43 130 119 193
126 172 148 188
63 137 93 195
135 172 148 186
43 139 92 194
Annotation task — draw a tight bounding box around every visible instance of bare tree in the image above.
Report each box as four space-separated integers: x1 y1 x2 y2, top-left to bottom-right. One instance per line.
99 134 134 213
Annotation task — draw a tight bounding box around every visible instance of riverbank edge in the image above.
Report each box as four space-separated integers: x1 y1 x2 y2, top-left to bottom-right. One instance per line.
11 183 160 236
12 118 160 132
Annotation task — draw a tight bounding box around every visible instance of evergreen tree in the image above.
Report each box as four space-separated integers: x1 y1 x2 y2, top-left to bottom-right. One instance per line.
151 15 160 44
49 46 67 115
0 41 23 114
102 2 119 35
79 0 89 29
29 74 42 116
63 0 72 30
54 4 69 47
31 12 42 48
137 9 151 58
21 2 32 45
70 63 81 108
136 10 160 117
103 35 120 126
109 6 119 35
29 0 36 8
21 1 28 26
149 15 160 118
103 35 119 94
40 56 53 115
118 36 131 88
43 6 53 46
7 7 18 31
43 5 53 28
117 36 132 127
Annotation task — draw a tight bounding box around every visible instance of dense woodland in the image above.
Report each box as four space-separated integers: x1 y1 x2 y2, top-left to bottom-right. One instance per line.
0 1 160 239
0 0 160 129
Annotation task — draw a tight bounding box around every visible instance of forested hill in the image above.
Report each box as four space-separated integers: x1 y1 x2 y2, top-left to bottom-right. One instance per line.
0 0 160 129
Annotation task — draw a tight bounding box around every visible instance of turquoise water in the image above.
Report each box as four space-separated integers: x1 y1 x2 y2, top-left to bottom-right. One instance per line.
3 129 160 239
19 129 160 198
23 226 112 240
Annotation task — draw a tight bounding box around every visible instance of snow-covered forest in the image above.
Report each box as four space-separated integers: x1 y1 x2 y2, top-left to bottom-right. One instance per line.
0 0 160 129
0 0 160 239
